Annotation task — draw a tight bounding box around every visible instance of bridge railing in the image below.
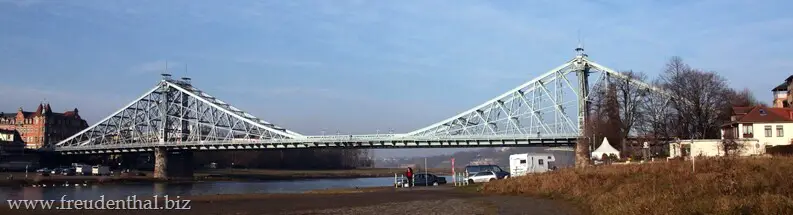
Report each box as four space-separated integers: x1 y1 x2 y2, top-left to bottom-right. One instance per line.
302 134 402 139
301 133 579 141
53 133 581 152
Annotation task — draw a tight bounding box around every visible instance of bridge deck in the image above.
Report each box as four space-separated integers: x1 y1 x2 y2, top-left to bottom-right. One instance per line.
53 135 578 154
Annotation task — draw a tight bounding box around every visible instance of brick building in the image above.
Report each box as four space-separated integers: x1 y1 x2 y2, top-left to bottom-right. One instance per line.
0 103 88 149
0 129 25 156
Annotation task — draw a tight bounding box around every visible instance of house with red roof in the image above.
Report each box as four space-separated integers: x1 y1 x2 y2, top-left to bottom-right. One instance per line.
671 76 793 158
723 105 793 142
670 105 789 158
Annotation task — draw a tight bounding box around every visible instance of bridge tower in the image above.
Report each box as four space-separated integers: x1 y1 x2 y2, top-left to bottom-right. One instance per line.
153 74 194 179
573 46 592 168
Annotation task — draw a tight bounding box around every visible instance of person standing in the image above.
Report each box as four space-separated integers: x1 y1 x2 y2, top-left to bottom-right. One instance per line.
405 167 414 187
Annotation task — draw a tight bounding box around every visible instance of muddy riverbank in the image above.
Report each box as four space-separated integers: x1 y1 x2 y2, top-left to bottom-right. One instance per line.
0 186 582 215
0 168 453 187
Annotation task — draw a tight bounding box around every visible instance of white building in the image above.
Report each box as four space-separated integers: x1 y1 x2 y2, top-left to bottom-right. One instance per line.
670 105 793 158
669 139 763 157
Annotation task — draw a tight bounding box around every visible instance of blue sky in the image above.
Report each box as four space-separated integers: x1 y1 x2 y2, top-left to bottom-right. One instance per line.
1 0 791 158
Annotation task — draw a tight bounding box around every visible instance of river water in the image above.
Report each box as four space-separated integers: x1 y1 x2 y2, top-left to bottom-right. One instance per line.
0 176 451 201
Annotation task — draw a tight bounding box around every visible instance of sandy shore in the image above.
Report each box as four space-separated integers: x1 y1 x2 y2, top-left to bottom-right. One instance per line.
0 186 581 215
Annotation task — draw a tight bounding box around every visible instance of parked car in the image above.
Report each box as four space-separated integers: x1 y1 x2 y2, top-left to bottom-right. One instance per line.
466 171 498 184
396 173 447 187
464 164 510 179
414 173 447 186
61 168 76 176
50 168 62 175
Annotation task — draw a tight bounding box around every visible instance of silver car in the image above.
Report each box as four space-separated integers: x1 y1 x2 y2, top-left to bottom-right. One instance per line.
466 171 498 184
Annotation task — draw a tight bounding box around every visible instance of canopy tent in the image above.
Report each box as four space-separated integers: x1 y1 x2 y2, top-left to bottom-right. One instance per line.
591 138 621 160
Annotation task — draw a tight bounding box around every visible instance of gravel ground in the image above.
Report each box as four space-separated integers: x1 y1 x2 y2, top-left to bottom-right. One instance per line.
284 199 490 215
0 187 581 215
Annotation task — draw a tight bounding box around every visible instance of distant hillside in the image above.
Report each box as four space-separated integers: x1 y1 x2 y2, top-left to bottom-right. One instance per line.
374 147 575 170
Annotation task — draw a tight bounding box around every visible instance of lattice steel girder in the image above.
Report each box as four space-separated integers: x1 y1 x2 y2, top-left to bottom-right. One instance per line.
53 135 579 154
54 79 304 149
405 52 681 138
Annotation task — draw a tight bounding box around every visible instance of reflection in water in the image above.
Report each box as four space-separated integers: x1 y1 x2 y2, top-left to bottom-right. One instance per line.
153 183 165 196
0 176 437 201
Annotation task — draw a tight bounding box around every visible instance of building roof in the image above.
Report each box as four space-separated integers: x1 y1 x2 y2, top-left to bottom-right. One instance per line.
773 82 788 91
733 107 753 115
1 104 81 119
730 106 793 124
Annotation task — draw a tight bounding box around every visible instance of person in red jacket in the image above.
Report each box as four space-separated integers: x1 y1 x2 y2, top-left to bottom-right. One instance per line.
405 167 414 187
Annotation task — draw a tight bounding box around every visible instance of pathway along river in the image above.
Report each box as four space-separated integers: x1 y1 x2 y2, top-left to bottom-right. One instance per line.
0 176 451 201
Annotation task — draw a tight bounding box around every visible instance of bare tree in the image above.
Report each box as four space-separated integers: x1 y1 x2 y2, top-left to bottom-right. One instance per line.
587 81 624 154
637 79 676 150
660 57 732 139
728 88 761 107
611 71 649 152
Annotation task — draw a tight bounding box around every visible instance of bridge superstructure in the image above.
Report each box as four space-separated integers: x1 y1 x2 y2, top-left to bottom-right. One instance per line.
49 47 680 178
53 48 674 154
49 48 671 154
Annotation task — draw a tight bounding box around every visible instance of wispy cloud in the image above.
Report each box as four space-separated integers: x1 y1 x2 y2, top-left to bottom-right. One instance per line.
218 85 364 102
0 0 43 7
129 60 184 74
0 84 126 123
232 58 324 68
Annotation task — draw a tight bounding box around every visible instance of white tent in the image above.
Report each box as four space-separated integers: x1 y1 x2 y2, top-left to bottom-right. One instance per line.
591 138 621 160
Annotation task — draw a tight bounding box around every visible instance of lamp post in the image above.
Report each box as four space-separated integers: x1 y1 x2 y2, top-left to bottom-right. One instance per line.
691 126 696 173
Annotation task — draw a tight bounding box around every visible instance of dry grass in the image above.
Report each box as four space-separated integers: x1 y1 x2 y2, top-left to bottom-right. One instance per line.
481 156 793 215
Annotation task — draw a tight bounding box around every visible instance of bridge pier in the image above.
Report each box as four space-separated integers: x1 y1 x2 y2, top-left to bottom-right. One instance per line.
154 148 168 179
153 148 194 179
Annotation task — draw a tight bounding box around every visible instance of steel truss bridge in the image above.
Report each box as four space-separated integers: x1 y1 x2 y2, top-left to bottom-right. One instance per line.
52 48 676 154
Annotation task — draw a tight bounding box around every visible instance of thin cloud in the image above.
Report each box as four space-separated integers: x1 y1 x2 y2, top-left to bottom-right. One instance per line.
0 0 43 7
0 85 126 124
129 60 184 74
232 58 325 68
219 86 361 101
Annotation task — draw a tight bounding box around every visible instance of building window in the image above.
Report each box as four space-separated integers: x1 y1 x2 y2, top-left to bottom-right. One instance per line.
778 125 784 137
743 124 754 138
765 126 773 137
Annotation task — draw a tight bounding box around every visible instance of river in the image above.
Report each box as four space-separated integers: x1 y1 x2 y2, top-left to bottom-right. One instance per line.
0 176 451 201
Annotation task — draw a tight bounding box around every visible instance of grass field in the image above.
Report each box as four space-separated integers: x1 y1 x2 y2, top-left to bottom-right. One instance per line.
481 156 793 215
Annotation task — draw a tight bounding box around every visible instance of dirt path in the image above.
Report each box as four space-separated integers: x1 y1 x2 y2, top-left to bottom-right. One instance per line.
1 187 581 215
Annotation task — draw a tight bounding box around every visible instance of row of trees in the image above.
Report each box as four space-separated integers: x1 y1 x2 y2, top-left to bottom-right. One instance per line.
584 57 760 159
193 149 374 169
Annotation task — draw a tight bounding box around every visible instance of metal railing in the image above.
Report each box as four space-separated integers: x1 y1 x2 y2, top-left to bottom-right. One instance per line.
453 172 470 186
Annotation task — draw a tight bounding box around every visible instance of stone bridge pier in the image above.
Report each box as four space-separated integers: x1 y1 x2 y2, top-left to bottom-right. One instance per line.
154 147 194 179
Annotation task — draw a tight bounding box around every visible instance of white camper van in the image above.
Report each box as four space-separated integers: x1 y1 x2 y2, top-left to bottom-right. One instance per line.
509 153 557 177
92 166 111 176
